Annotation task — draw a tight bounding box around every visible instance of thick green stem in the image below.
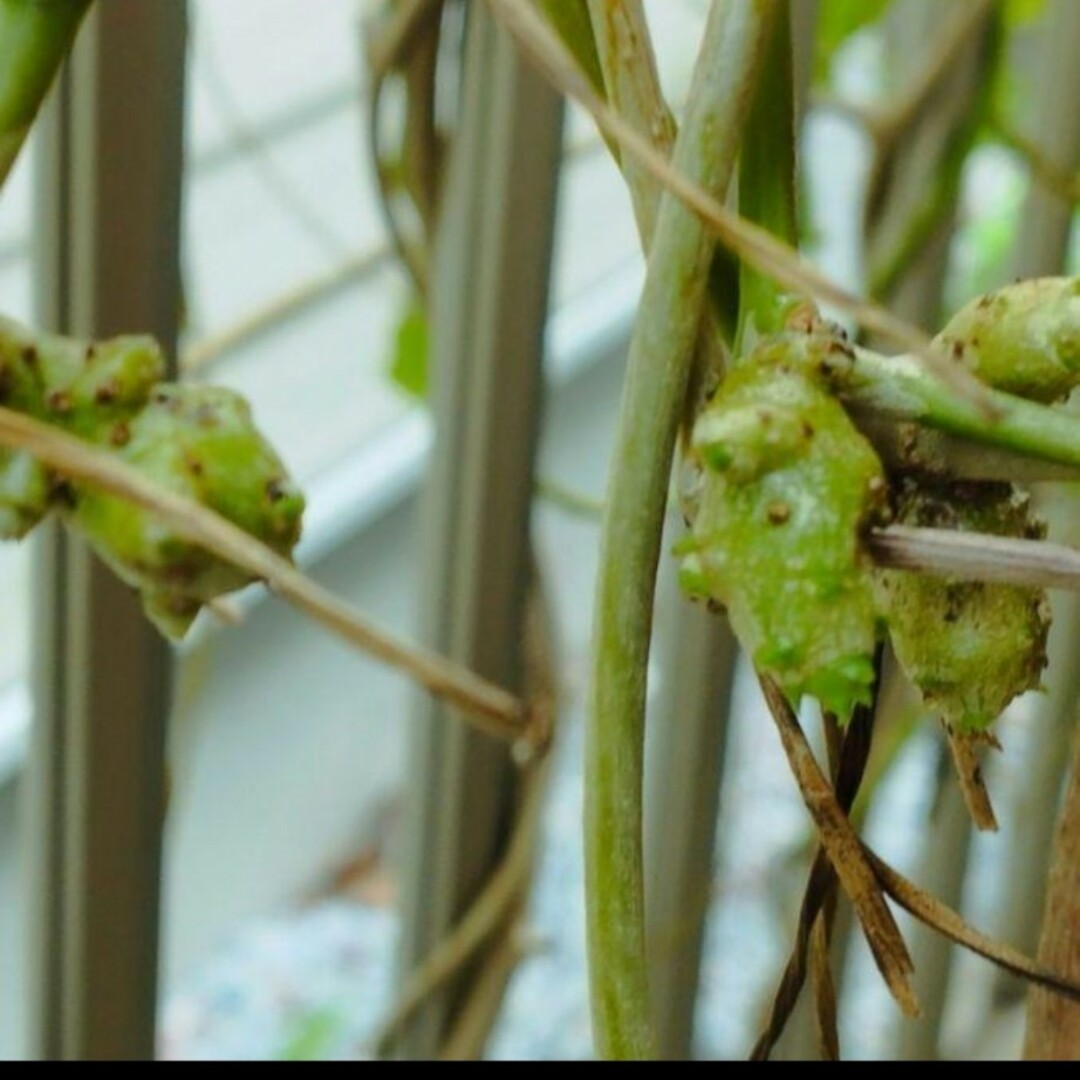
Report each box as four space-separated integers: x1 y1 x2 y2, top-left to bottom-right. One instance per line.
586 0 778 1060
847 348 1080 471
736 3 798 349
585 0 673 241
0 0 92 187
585 0 734 426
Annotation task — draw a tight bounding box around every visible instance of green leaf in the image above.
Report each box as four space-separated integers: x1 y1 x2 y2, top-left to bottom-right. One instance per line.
387 295 429 400
278 1008 343 1062
815 0 892 82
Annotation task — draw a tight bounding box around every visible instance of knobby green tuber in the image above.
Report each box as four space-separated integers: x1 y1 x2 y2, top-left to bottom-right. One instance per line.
935 278 1080 405
680 279 1079 733
877 480 1050 732
0 316 304 637
680 329 887 721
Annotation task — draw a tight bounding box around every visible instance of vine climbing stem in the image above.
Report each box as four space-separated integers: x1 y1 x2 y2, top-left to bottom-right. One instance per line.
578 0 779 1059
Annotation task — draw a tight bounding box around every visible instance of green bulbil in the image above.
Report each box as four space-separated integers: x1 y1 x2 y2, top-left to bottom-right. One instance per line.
68 385 305 638
0 449 50 539
37 333 166 439
0 316 164 434
935 277 1080 403
878 481 1050 732
0 319 166 538
681 340 887 721
0 315 57 413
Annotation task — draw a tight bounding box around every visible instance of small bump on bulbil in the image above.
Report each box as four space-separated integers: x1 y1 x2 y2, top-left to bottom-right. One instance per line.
767 502 791 526
46 390 72 415
95 380 119 405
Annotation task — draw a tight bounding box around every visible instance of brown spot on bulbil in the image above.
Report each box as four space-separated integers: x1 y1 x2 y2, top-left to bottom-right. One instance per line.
785 303 820 335
49 478 76 507
47 390 72 414
95 379 119 405
266 478 287 503
110 421 131 447
899 423 921 460
802 421 816 439
819 356 846 379
162 561 199 586
85 345 97 364
943 586 965 624
767 502 791 526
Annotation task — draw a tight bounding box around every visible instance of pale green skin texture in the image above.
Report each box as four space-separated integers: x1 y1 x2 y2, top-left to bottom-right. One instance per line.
877 484 1050 733
935 277 1080 404
69 385 305 638
0 318 165 538
0 317 306 637
681 344 886 721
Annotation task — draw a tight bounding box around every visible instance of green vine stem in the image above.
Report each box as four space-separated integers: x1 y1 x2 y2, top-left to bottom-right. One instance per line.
584 0 674 240
844 345 1080 471
735 2 797 347
584 0 778 1059
583 0 734 440
0 0 92 187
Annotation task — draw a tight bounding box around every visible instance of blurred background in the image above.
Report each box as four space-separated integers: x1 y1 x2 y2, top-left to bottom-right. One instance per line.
0 0 1077 1061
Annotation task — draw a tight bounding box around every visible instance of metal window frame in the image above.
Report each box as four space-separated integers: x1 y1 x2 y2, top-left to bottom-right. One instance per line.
25 2 188 1061
393 6 564 1059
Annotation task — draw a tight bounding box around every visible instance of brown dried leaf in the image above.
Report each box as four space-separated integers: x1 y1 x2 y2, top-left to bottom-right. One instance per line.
760 677 920 1018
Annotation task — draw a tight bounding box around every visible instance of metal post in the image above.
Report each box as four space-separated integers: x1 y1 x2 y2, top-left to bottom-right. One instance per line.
26 2 187 1060
394 6 563 1059
989 1 1080 1011
644 563 738 1060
